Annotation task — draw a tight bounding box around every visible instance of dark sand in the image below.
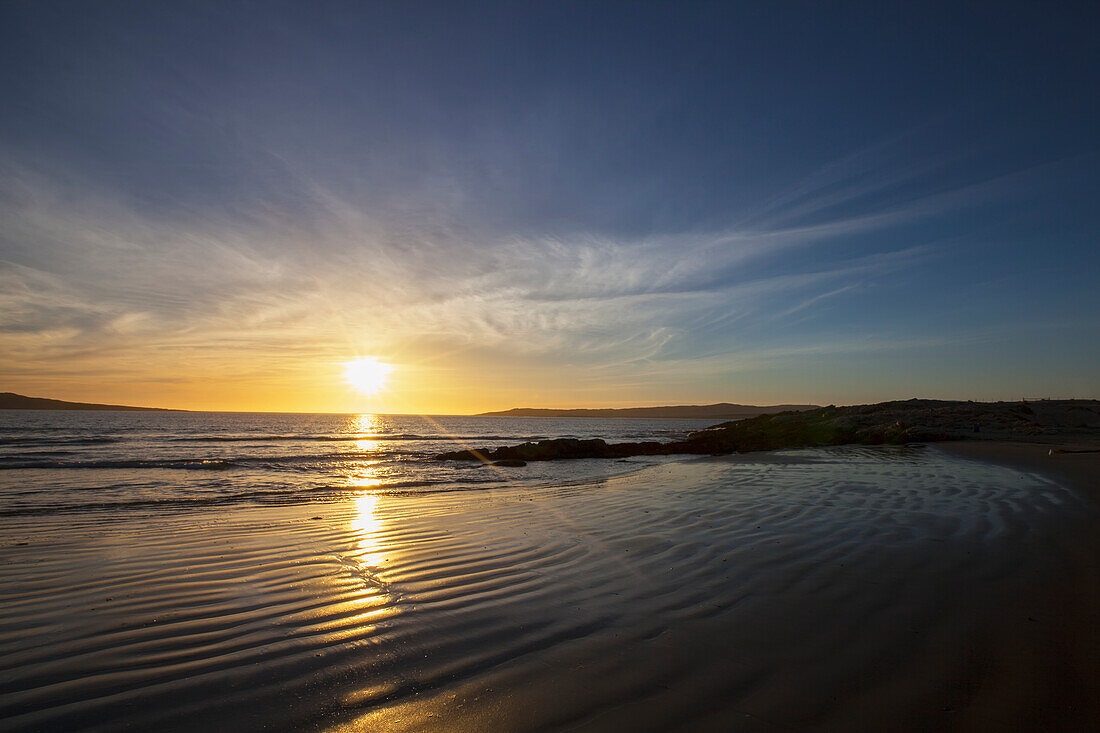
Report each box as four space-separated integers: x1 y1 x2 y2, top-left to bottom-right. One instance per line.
939 439 1100 505
930 441 1100 731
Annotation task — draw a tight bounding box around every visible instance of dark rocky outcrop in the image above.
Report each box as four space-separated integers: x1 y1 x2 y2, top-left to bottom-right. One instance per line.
438 438 676 462
437 399 1100 462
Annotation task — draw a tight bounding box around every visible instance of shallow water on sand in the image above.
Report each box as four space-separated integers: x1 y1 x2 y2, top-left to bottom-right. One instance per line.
1 443 1093 731
0 411 714 516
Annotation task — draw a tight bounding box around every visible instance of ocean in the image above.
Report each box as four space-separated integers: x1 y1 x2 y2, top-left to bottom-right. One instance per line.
0 411 1093 730
0 411 716 517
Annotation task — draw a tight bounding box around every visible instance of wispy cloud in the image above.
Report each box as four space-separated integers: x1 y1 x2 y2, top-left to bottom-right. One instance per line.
0 126 1067 398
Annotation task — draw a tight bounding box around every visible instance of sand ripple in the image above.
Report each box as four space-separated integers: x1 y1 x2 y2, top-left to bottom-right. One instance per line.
0 446 1094 731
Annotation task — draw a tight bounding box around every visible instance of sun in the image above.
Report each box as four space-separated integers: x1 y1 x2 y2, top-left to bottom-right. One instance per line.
343 357 393 394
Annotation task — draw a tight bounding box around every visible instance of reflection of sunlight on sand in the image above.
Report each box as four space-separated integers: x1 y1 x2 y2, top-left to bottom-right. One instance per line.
350 493 388 569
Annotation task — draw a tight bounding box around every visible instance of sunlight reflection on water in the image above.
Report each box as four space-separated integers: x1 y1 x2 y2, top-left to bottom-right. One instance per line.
351 493 388 569
344 422 391 570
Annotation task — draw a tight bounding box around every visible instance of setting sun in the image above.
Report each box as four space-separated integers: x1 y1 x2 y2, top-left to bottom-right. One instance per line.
343 357 393 394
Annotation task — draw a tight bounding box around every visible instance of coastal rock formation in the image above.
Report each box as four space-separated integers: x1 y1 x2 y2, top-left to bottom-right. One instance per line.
437 399 1100 462
439 438 674 462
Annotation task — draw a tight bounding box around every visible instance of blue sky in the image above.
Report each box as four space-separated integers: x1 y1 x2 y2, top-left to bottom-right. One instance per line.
0 1 1097 411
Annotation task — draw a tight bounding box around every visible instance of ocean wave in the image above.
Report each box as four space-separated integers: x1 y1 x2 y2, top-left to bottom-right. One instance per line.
0 450 422 471
0 436 123 446
167 433 545 443
168 433 421 443
0 458 242 471
0 450 77 459
0 477 505 516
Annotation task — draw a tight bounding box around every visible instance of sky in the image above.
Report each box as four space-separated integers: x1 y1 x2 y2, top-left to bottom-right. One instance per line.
0 1 1097 413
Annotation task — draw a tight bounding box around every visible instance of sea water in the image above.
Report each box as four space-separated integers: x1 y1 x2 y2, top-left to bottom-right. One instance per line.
0 411 715 516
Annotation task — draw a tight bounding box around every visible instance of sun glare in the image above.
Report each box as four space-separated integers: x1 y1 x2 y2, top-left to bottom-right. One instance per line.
343 357 393 394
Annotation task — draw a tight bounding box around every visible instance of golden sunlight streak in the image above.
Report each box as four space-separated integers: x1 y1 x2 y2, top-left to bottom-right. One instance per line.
351 493 388 568
343 357 393 394
348 414 383 444
346 432 388 568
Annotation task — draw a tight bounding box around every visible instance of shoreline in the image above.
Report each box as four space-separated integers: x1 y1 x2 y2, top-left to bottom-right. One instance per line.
4 438 1099 729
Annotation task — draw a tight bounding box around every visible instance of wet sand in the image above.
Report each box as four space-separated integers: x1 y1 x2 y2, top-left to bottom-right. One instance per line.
938 439 1100 504
930 440 1100 731
2 445 1098 731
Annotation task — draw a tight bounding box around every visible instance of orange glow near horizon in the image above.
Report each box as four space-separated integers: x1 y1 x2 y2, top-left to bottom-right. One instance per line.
1 355 838 415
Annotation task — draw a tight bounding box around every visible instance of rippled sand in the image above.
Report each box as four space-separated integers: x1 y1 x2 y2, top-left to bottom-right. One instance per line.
2 446 1097 731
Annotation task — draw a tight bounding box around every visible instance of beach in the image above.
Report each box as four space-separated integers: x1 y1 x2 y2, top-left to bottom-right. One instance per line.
3 0 1098 728
4 2 1097 728
939 440 1100 503
3 418 1098 731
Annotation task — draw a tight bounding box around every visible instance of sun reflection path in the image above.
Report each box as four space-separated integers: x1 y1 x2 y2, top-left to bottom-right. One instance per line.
347 413 383 442
347 416 391 563
344 416 392 570
351 493 389 569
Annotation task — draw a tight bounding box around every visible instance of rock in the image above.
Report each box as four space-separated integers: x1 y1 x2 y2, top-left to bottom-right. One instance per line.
436 437 675 462
491 459 527 467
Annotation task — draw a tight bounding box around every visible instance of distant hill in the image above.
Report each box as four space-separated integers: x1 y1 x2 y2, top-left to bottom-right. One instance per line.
476 403 820 419
0 392 180 411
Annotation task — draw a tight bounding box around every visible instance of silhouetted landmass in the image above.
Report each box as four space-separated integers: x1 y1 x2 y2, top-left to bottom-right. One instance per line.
439 399 1100 462
0 392 180 411
477 403 820 419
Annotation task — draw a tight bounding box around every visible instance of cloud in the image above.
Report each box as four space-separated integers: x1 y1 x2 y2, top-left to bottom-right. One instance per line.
0 125 1050 390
